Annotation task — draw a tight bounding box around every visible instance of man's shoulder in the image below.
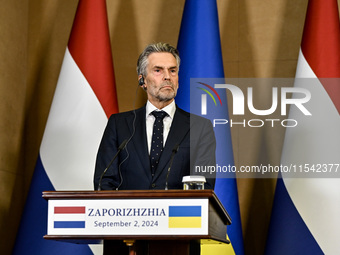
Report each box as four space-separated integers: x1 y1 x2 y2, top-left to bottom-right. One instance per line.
175 107 211 124
175 106 190 117
108 106 145 120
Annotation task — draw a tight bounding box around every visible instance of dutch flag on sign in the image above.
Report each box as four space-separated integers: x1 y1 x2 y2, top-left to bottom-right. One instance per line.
53 206 86 229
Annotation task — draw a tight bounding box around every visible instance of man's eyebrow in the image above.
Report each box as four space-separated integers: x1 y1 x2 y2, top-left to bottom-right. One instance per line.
153 65 178 69
153 65 164 69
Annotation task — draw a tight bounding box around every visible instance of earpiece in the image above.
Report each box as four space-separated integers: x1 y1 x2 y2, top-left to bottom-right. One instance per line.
138 76 145 86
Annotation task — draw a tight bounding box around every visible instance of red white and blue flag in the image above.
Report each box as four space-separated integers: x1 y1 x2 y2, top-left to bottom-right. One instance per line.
53 206 87 229
13 0 118 254
265 0 340 254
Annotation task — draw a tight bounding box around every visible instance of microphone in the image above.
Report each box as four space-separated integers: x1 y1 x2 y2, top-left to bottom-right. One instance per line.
97 139 128 191
165 144 179 190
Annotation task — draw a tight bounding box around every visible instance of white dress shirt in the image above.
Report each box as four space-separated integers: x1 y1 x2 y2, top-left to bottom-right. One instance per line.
146 100 176 154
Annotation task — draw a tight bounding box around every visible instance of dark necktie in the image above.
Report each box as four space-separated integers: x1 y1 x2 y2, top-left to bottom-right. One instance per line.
150 110 168 175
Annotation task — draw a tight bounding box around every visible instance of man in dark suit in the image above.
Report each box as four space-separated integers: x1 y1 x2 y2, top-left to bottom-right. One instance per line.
94 42 216 191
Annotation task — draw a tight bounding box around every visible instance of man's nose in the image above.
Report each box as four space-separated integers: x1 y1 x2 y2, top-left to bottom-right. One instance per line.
163 69 171 80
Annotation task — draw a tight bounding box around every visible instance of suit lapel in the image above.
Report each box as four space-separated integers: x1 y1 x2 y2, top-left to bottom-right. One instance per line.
127 107 151 176
153 108 190 180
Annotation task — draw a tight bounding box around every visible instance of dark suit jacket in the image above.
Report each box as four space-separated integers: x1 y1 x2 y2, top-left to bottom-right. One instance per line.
94 105 216 190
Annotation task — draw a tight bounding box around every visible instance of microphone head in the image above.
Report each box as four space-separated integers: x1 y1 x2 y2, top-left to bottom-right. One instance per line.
173 144 179 153
119 139 128 150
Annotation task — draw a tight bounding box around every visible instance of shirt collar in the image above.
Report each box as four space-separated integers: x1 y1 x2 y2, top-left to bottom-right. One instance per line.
146 100 176 119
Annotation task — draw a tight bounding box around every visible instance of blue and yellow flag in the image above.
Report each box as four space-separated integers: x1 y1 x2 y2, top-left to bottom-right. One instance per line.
176 0 245 254
169 206 202 228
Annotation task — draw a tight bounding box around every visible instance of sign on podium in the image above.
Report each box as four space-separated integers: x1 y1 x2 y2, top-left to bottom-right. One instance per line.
43 190 231 255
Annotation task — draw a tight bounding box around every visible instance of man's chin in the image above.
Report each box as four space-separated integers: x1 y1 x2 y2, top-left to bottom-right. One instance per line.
157 93 176 102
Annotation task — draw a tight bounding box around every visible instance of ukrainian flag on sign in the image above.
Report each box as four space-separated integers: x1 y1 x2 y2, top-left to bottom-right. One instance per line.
168 206 201 228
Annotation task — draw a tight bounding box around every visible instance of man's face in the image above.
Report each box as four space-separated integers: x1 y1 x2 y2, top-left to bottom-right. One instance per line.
143 52 179 106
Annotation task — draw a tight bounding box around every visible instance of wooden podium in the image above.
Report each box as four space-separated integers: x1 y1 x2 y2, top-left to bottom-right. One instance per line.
43 190 231 255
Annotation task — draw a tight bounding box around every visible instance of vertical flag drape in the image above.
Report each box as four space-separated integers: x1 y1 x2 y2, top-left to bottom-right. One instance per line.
13 0 118 254
265 0 340 254
176 0 244 254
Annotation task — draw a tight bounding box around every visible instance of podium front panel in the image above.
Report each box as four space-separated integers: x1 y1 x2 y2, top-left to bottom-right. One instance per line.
43 190 231 244
48 198 209 236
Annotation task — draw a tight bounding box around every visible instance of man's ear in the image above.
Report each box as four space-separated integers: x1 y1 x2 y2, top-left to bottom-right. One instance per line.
138 75 145 86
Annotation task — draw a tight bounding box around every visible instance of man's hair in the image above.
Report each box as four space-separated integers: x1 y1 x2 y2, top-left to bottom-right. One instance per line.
137 42 180 76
